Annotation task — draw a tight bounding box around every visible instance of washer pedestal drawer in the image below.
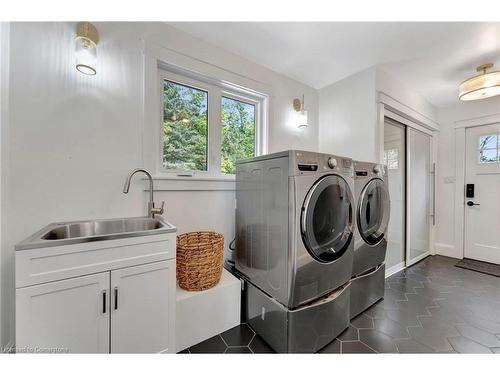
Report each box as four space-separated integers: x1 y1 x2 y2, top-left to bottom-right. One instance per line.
244 281 350 353
350 263 385 319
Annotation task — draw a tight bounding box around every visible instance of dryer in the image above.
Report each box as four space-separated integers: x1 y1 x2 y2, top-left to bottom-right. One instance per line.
235 150 355 353
350 160 390 318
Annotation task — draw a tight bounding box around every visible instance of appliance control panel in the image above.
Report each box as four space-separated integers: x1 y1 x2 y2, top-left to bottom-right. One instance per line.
354 163 386 178
294 151 354 176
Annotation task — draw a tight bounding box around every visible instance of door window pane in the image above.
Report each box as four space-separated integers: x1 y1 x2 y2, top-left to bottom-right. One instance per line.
479 148 498 163
478 134 499 163
479 134 497 149
163 80 208 171
221 97 256 174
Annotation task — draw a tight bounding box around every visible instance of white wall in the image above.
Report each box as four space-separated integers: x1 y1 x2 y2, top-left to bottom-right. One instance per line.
318 67 438 163
376 68 438 125
1 22 319 347
435 96 500 259
0 22 9 349
319 68 377 161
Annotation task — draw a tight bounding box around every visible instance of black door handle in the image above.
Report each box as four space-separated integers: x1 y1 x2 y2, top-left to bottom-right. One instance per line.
114 287 118 310
102 290 107 314
467 201 480 206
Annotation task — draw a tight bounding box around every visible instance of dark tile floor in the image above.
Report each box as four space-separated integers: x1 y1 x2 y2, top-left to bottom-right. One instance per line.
179 256 500 354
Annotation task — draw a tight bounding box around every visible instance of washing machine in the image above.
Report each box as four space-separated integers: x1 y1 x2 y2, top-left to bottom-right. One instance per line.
350 160 390 319
235 150 355 352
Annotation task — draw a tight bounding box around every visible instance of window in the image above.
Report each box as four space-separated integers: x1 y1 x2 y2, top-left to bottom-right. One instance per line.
163 80 208 171
384 148 399 170
221 96 256 174
478 133 500 164
160 70 265 177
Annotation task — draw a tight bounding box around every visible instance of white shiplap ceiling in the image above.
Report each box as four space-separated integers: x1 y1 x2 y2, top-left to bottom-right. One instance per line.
168 22 500 108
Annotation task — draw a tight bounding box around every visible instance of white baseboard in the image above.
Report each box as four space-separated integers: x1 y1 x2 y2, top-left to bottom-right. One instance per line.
385 262 405 278
435 242 461 259
407 251 431 267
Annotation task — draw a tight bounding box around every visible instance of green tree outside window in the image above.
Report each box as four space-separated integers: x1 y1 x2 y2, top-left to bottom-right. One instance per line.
163 80 208 171
221 97 256 174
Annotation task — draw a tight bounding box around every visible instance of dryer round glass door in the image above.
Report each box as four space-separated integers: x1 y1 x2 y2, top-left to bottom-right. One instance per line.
357 178 390 246
301 175 353 263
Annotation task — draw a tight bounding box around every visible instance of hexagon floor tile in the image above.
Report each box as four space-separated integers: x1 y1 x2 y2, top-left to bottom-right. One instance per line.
179 256 500 354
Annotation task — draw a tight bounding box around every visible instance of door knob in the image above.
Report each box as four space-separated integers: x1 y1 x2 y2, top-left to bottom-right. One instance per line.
466 201 480 207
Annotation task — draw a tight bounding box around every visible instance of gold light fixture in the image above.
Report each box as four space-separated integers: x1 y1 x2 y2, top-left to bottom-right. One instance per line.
75 22 99 75
459 63 500 101
293 94 308 129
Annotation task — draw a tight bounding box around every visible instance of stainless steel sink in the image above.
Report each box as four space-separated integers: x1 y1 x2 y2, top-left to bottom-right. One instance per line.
16 217 176 250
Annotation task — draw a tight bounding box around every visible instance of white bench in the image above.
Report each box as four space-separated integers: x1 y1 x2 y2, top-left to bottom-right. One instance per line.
176 269 241 352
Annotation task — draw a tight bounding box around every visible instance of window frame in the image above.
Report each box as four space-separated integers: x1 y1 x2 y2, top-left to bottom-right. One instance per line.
158 69 266 179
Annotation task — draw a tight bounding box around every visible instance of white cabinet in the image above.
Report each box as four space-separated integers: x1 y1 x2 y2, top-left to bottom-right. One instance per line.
111 260 175 353
15 229 176 353
16 272 110 353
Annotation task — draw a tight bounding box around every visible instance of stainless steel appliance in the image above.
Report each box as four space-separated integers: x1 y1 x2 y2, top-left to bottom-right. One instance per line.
235 150 355 353
350 161 390 318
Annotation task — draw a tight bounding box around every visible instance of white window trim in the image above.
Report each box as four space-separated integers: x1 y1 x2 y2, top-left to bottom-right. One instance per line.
156 69 267 180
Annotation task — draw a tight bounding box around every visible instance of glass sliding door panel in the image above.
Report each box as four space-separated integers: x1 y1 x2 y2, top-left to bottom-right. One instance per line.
408 128 431 264
384 119 406 270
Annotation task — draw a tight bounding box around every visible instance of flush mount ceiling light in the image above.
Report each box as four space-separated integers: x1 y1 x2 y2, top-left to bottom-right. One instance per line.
75 22 99 75
293 95 308 129
459 63 500 101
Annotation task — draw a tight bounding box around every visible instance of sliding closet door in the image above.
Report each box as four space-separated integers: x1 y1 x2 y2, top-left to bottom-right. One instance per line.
384 119 406 272
407 128 432 265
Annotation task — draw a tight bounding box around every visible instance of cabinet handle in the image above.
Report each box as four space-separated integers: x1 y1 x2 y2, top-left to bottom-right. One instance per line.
102 290 107 314
114 287 118 310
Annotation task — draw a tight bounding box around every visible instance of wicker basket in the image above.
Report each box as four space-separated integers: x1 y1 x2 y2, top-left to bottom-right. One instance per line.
176 231 224 291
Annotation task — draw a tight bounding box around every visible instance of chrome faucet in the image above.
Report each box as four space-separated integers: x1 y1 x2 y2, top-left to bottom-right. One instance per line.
123 168 165 218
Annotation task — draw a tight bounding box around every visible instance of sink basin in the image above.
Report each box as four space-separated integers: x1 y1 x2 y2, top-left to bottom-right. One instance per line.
16 217 176 250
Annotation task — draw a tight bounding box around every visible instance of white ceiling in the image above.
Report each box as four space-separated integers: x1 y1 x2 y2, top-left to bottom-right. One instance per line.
168 22 500 108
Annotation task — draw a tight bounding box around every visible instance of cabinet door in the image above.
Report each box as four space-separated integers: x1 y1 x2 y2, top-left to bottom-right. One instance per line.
110 260 175 353
16 272 110 353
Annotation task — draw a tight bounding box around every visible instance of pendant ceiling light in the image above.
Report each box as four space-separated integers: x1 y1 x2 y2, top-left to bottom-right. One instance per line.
459 63 500 101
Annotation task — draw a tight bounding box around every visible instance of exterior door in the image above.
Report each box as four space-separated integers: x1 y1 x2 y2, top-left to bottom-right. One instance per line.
464 123 500 264
16 272 110 353
110 260 175 353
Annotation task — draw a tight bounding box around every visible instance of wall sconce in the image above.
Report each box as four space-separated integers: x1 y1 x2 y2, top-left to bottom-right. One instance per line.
75 22 99 75
293 95 308 129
